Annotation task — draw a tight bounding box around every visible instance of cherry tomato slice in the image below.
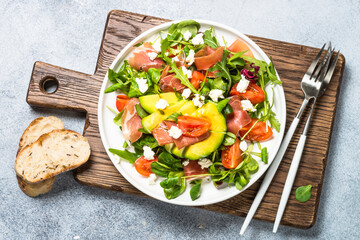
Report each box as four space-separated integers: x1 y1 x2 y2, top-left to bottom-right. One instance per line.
177 116 211 137
190 71 206 90
134 156 158 177
116 95 130 112
221 138 242 169
230 82 265 105
239 119 273 141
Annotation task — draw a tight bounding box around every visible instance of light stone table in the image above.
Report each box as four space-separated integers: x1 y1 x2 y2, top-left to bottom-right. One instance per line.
0 0 358 239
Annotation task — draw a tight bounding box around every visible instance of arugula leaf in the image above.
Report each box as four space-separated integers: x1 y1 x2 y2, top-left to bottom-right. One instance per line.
109 148 140 164
169 62 198 94
113 110 124 127
295 185 312 202
203 28 219 48
190 180 202 201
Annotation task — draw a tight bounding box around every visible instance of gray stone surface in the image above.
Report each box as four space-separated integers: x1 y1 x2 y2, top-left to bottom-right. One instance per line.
0 0 358 239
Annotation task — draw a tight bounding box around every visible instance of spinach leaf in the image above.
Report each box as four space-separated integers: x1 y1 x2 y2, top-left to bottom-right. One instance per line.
158 152 183 170
167 112 183 121
190 180 202 201
261 147 268 164
222 104 233 116
216 99 230 112
246 155 259 173
208 51 232 94
135 104 149 118
164 177 186 200
132 135 158 150
295 185 312 202
150 161 171 177
208 77 228 92
223 132 237 146
177 20 200 36
160 176 179 189
109 148 140 164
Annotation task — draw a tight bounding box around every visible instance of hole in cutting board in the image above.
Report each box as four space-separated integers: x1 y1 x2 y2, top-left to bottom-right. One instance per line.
40 77 59 94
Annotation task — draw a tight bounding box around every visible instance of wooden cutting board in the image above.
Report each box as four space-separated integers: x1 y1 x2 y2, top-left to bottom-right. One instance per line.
26 10 345 229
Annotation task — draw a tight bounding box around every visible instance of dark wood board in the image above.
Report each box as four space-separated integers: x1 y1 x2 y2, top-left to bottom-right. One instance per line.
26 10 345 229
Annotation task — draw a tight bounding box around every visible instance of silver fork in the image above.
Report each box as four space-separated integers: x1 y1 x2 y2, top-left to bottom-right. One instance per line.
273 47 340 232
240 43 337 235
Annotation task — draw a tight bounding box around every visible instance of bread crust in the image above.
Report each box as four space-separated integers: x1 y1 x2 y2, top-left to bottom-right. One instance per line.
15 129 91 183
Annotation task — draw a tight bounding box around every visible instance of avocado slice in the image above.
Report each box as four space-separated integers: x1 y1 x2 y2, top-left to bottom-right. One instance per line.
139 92 180 114
141 100 186 133
165 102 227 160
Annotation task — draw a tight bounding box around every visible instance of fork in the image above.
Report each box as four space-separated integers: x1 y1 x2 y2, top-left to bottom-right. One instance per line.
240 43 336 235
273 47 340 233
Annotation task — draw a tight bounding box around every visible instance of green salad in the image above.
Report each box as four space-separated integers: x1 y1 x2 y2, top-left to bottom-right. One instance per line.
105 20 282 201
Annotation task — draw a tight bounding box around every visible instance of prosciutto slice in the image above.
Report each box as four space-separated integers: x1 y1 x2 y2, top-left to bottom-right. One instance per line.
120 98 143 143
128 42 165 72
159 74 186 93
152 121 210 149
227 39 254 57
194 46 224 70
183 160 208 181
226 96 251 136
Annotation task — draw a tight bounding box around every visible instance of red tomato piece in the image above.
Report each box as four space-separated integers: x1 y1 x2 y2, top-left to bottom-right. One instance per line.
116 95 130 112
134 156 158 177
221 138 242 169
177 116 211 137
230 82 265 105
190 71 206 90
239 119 273 141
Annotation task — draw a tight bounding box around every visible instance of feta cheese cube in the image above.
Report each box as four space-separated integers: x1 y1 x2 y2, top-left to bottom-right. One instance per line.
168 126 183 139
181 66 192 79
186 49 195 65
209 89 224 102
143 146 155 160
198 158 213 169
147 51 158 61
192 33 204 45
147 173 157 185
241 99 256 112
182 160 190 166
155 99 169 110
192 94 205 108
239 141 248 152
183 30 192 41
182 88 192 99
172 56 179 62
236 75 250 93
135 78 148 93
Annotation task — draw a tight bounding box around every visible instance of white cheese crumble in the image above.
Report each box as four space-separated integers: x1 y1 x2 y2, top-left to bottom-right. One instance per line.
147 173 157 185
239 141 248 152
192 33 204 45
135 78 148 93
155 99 169 110
182 88 192 99
186 49 195 65
236 75 250 93
143 146 155 160
209 89 224 102
147 51 158 61
241 99 256 112
192 94 205 107
181 66 192 79
198 158 213 169
168 126 183 139
182 160 190 166
152 40 161 52
172 56 179 62
183 30 192 41
165 52 169 56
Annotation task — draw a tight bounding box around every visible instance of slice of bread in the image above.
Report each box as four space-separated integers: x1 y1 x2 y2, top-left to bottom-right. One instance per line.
17 116 64 197
15 129 91 183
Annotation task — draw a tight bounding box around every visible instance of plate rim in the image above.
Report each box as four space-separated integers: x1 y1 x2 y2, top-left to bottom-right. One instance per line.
97 19 286 206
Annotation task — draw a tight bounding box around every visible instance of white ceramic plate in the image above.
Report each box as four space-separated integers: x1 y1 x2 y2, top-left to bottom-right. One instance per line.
98 20 286 206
